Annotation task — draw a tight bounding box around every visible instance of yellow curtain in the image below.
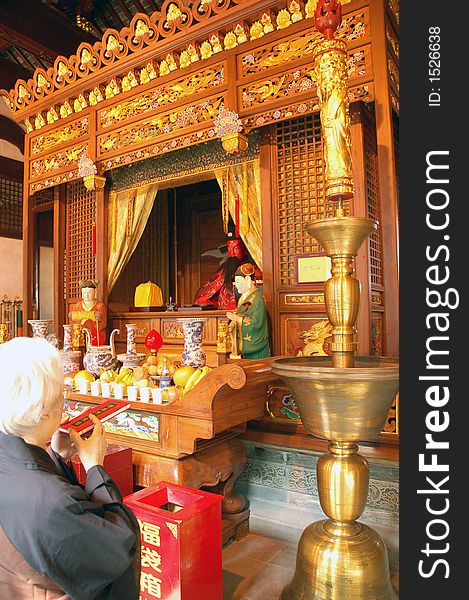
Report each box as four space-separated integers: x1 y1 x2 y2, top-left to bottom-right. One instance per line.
107 183 158 292
214 158 263 269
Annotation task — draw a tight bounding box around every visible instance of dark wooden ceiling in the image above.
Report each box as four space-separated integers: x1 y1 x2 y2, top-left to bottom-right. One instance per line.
0 0 163 90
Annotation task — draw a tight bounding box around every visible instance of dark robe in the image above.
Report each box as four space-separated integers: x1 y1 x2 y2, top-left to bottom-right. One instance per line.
0 432 140 600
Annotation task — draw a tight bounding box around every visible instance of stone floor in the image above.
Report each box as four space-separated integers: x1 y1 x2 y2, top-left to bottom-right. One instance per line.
222 532 399 599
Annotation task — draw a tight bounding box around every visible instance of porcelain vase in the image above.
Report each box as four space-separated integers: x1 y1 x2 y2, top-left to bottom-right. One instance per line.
178 318 207 368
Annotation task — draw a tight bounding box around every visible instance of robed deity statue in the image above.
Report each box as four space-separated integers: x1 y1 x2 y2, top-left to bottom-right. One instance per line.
313 0 354 200
226 263 270 360
194 233 247 310
68 280 107 346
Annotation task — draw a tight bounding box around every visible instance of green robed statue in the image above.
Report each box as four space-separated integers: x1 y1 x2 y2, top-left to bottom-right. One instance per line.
226 263 270 360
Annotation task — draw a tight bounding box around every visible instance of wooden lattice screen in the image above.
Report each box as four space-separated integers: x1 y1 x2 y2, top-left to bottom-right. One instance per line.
363 105 383 288
65 180 96 300
0 157 23 239
276 115 349 286
32 186 54 209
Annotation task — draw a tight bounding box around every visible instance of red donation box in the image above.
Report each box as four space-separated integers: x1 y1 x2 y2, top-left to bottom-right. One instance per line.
72 444 133 497
124 481 223 600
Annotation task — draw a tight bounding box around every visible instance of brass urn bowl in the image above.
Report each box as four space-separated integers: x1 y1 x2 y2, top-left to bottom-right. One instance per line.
271 356 399 442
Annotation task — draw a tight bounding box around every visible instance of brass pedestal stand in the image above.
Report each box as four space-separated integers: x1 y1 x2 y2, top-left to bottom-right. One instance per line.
273 218 399 600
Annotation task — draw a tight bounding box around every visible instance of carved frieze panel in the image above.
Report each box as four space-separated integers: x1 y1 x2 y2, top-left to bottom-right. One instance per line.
30 117 89 156
240 9 367 78
162 322 184 338
30 143 88 181
98 95 224 157
99 64 225 129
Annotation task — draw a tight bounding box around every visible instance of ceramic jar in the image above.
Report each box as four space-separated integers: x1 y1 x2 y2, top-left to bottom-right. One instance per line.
82 328 120 377
178 317 207 368
28 319 53 339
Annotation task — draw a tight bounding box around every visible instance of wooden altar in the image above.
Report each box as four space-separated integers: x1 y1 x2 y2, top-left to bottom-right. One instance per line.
65 357 285 542
2 0 399 453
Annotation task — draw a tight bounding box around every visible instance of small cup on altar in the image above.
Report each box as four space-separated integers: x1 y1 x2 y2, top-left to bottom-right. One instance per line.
151 387 163 404
139 387 151 403
78 379 89 394
101 382 111 397
113 383 125 399
127 386 138 402
90 381 101 396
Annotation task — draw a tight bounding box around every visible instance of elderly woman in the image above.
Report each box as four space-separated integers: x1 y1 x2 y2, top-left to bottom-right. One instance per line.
0 337 140 599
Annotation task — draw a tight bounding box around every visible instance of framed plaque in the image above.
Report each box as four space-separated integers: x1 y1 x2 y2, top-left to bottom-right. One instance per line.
295 254 331 284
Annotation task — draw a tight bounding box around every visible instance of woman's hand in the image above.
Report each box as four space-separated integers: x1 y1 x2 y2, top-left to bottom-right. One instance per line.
69 414 107 472
50 417 77 460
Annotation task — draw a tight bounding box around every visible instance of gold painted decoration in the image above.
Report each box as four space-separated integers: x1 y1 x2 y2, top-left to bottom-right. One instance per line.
134 18 150 41
106 34 120 54
2 0 364 118
89 87 104 105
221 133 248 155
276 8 292 29
46 107 59 124
285 293 325 304
100 65 224 129
36 73 50 93
179 44 199 68
121 71 138 92
98 96 224 155
56 60 70 80
79 47 93 68
209 33 223 53
234 23 249 44
165 522 178 539
163 2 189 31
73 94 88 112
17 84 29 101
241 32 318 77
297 320 332 356
223 31 238 50
34 113 45 129
261 11 275 33
250 21 265 40
25 118 33 133
288 0 304 22
59 101 73 119
105 79 121 99
200 40 214 59
31 142 88 178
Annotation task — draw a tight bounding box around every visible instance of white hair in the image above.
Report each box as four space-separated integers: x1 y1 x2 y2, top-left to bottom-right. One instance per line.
0 337 64 436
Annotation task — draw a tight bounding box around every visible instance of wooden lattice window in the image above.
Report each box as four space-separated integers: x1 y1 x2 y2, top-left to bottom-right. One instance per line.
363 105 383 288
0 157 23 239
65 180 96 300
32 186 54 209
276 115 348 286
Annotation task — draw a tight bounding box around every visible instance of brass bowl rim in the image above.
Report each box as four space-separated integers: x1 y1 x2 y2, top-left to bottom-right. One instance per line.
305 215 379 228
271 356 399 381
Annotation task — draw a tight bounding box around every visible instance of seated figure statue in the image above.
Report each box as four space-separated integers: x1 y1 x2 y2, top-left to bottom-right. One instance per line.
69 279 107 346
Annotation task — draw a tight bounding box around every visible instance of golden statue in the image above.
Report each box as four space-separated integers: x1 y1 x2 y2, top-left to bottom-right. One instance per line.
313 37 354 199
297 320 332 357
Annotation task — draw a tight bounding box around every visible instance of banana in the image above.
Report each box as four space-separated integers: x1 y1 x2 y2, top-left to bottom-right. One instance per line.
122 372 134 385
184 368 204 394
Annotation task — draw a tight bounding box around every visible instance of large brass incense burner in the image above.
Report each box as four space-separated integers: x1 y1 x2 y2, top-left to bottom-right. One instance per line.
271 1 399 598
